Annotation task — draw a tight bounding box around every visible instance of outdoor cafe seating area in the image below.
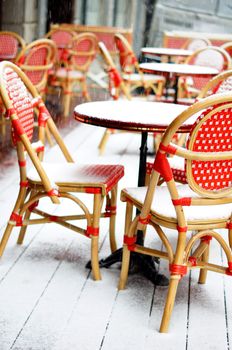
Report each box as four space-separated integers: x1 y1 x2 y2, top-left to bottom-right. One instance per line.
0 23 232 349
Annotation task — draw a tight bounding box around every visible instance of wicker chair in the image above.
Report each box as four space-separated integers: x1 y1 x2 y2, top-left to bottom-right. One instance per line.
119 92 232 332
178 46 231 100
114 33 165 100
97 41 132 155
146 69 232 185
0 31 26 136
53 33 98 117
0 31 25 62
45 27 76 67
15 39 57 146
16 38 57 98
0 61 124 280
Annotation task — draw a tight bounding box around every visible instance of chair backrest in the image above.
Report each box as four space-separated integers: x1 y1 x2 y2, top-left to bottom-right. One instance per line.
114 33 139 74
45 27 76 65
139 93 232 226
0 61 73 203
69 33 98 73
181 37 211 51
185 102 232 196
15 39 57 93
184 46 231 91
221 41 232 58
198 70 232 98
98 41 131 100
0 31 25 62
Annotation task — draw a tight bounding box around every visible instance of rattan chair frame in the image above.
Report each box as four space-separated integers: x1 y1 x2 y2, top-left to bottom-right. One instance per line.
16 38 57 95
54 33 98 117
114 33 164 98
118 92 232 332
179 46 231 99
0 61 124 281
98 41 131 155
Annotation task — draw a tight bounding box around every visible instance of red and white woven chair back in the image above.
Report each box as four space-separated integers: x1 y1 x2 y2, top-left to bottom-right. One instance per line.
21 46 49 86
71 33 98 71
214 76 232 94
0 32 25 61
114 34 136 74
188 47 229 91
0 34 18 60
186 104 232 196
49 29 74 62
3 66 34 145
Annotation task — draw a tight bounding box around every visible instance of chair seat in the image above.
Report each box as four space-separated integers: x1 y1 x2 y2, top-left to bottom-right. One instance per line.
28 163 124 195
122 184 232 223
122 73 165 83
55 68 84 80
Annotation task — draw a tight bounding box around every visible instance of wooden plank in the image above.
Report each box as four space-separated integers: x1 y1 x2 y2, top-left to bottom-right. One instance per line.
187 235 229 349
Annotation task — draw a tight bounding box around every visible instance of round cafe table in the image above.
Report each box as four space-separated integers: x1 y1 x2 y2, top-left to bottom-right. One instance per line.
140 62 219 103
141 47 193 63
74 100 193 284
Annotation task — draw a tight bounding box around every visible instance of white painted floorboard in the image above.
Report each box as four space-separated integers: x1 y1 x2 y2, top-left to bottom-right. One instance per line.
0 122 231 350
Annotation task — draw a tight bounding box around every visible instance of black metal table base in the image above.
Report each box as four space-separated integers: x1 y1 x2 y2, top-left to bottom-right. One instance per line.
86 248 169 286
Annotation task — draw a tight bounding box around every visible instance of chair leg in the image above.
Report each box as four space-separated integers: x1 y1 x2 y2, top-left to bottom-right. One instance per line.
118 201 133 290
0 223 14 257
198 245 209 284
109 186 118 253
159 275 180 333
0 188 27 257
98 129 112 155
17 209 32 245
118 245 131 290
91 193 103 281
63 80 72 117
81 78 91 102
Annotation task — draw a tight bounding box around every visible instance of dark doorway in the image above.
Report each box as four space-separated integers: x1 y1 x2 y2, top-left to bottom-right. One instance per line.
47 0 74 31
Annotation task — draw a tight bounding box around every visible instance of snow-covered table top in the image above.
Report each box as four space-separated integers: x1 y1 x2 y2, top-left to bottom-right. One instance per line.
140 62 219 76
74 100 195 133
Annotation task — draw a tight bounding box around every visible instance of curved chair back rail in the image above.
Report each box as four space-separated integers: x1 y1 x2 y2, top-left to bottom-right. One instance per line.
180 46 231 97
16 38 57 93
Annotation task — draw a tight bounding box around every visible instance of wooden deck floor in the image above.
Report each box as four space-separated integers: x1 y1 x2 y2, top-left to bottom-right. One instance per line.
0 118 231 350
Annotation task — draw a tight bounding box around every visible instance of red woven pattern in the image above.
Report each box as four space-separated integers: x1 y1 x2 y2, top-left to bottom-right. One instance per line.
50 30 73 62
165 37 186 49
72 37 97 68
96 32 116 52
188 106 232 190
23 46 48 85
215 77 232 94
4 67 34 145
115 37 135 74
0 34 18 59
81 164 124 194
146 161 187 183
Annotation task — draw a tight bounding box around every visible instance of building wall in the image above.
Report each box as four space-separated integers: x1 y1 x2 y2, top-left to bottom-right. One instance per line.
0 0 38 42
1 0 232 50
149 0 232 47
